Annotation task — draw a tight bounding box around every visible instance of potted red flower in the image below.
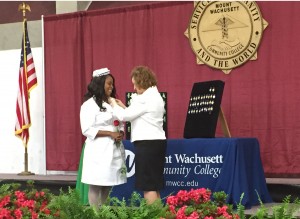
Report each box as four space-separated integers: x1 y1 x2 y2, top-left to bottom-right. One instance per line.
0 181 59 219
161 188 240 219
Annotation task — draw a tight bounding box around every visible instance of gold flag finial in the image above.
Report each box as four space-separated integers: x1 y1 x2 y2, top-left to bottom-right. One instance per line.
18 2 31 18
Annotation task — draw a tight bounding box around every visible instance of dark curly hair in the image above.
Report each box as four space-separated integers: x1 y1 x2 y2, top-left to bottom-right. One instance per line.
83 74 117 111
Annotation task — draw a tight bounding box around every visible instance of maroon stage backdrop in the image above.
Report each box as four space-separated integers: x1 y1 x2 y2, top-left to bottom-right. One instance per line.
43 2 300 176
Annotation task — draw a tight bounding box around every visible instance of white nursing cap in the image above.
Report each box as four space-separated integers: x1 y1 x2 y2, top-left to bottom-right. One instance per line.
92 68 110 77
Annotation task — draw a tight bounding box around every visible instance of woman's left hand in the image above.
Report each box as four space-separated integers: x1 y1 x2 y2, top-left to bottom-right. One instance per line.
115 99 126 109
108 97 116 105
119 131 125 139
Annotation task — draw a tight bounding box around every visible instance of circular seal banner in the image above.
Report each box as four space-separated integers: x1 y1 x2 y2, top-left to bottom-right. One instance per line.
185 1 268 74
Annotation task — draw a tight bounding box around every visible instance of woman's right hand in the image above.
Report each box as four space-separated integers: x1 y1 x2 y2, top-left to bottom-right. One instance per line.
110 131 122 141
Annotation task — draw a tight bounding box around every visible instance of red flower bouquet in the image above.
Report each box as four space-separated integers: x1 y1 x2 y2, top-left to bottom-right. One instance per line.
113 120 121 147
113 120 120 127
113 120 127 177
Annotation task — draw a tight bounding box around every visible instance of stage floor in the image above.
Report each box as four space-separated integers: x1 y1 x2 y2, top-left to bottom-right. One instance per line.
1 173 300 184
0 173 76 182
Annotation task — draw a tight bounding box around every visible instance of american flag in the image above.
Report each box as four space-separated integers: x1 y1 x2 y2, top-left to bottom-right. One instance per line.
15 20 37 147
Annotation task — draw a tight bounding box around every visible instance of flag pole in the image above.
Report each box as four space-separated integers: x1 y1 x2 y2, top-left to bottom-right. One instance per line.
18 2 34 176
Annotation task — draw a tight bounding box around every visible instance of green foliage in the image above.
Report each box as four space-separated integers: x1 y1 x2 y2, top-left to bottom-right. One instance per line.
236 193 246 219
270 195 300 219
0 182 21 197
46 188 167 219
249 193 300 219
97 191 167 219
47 187 86 219
213 190 228 206
1 181 300 219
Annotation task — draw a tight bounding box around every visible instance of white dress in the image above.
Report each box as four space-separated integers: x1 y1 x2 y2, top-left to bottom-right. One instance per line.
80 97 126 186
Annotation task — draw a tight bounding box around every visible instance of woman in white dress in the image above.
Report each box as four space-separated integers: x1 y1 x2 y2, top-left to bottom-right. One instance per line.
80 68 127 207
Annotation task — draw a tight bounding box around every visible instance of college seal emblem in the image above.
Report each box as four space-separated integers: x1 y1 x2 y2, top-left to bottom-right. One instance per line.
185 1 268 74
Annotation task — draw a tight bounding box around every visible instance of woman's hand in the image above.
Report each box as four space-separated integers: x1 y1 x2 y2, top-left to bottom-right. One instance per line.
108 97 116 105
110 131 123 141
119 130 125 139
115 99 126 109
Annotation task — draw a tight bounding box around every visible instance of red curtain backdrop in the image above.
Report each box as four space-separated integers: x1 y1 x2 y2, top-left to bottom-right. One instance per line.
44 2 300 176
